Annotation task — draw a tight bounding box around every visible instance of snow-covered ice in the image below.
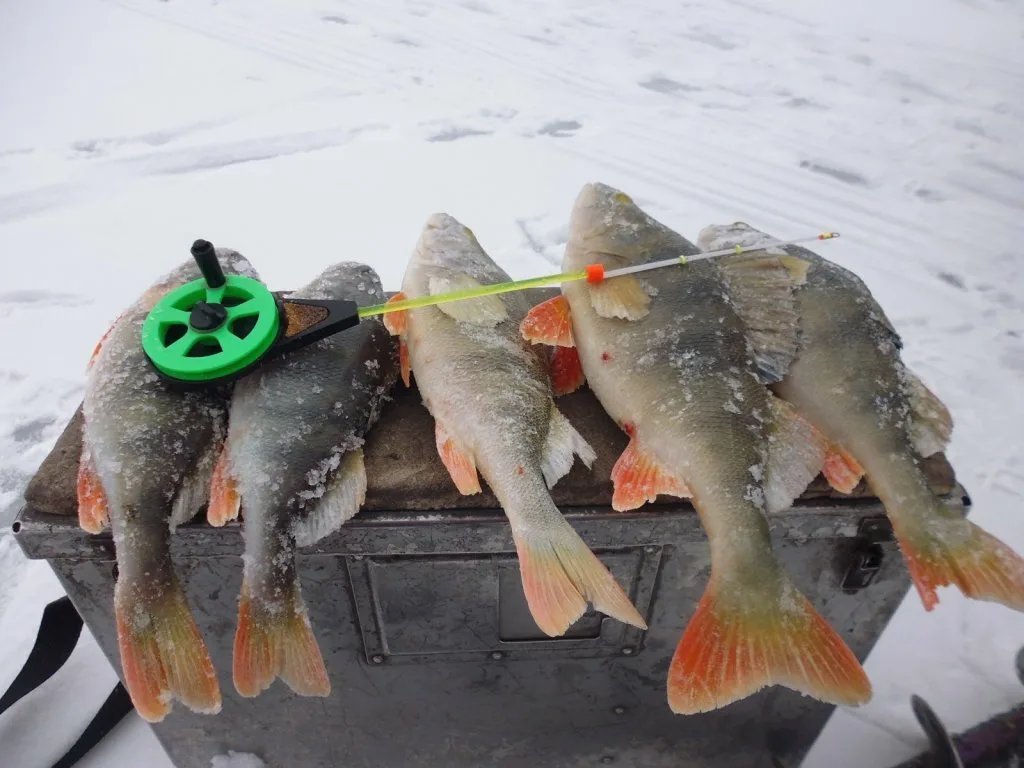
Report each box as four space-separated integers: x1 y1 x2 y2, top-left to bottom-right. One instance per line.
1 0 1022 766
210 751 266 768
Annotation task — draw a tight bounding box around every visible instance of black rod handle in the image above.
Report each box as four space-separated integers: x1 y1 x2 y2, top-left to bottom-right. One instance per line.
190 239 225 289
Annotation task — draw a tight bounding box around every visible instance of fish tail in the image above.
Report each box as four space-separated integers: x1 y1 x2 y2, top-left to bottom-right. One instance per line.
890 502 1024 612
667 574 870 714
114 578 221 722
233 580 330 698
512 508 647 637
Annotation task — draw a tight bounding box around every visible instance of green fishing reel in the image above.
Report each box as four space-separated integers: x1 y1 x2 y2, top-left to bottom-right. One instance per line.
141 240 361 386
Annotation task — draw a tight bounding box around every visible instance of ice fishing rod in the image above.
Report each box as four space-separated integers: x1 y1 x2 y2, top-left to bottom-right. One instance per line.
141 232 838 385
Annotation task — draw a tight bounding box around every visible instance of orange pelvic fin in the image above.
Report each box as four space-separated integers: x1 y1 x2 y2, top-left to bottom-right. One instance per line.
398 337 411 387
207 447 241 527
436 420 481 495
77 450 109 534
668 578 871 714
382 291 408 336
588 275 651 321
822 447 864 495
521 295 575 347
895 516 1024 612
87 313 123 370
234 584 330 698
514 523 646 637
611 437 690 511
550 346 585 396
115 581 221 722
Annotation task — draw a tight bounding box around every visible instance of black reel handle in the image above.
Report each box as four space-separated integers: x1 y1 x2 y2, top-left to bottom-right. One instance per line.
191 239 226 288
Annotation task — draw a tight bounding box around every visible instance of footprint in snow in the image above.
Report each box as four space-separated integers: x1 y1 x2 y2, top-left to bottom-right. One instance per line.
536 120 581 138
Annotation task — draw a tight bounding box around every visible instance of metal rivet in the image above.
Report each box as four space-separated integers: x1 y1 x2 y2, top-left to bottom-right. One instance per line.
600 756 614 764
371 654 385 664
620 647 634 656
613 706 626 715
645 545 657 554
352 554 363 561
490 651 504 660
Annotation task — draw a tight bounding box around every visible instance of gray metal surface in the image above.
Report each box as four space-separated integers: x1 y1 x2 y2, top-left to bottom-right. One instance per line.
13 385 953 768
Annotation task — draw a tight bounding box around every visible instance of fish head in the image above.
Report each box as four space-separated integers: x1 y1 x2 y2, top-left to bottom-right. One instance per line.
405 213 511 292
697 222 780 253
295 262 385 306
565 183 696 271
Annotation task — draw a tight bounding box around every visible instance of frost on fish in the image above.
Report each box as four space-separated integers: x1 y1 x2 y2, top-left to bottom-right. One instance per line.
562 184 865 713
701 222 1024 614
219 262 398 698
396 212 645 637
81 253 255 721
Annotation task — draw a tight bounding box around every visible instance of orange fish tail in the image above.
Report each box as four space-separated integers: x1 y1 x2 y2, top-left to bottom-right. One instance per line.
894 515 1024 612
667 576 870 714
233 583 330 698
512 521 646 637
115 580 221 722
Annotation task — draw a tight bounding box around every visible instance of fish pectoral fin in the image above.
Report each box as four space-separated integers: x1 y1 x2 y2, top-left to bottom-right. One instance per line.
116 580 221 722
778 254 810 285
234 583 330 698
550 346 585 396
292 449 367 548
207 446 241 527
904 369 953 457
892 505 1024 612
763 397 829 513
429 275 508 326
588 274 651 320
541 406 596 488
716 254 802 384
822 445 865 495
521 295 575 347
611 438 690 511
668 576 870 714
382 291 409 336
77 448 109 533
435 421 482 495
513 519 646 637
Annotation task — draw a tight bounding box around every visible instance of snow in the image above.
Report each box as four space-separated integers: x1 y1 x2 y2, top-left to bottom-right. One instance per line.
1 0 1022 765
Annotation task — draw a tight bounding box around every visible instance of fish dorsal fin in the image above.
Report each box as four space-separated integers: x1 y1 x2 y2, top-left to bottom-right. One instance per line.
589 275 651 320
292 449 367 548
716 255 805 384
429 275 507 326
611 437 690 511
902 369 952 457
763 396 829 513
541 406 596 489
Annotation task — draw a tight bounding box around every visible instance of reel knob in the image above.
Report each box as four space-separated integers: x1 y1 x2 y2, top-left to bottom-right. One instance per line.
141 241 281 384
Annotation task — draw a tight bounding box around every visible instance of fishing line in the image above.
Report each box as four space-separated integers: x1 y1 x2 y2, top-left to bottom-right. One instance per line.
356 232 839 318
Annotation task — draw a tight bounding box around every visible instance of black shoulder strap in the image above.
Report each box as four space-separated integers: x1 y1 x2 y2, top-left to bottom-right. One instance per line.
0 596 135 768
51 684 134 768
0 596 82 715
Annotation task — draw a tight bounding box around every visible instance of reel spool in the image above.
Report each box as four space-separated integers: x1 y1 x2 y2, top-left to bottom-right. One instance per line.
141 240 360 386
